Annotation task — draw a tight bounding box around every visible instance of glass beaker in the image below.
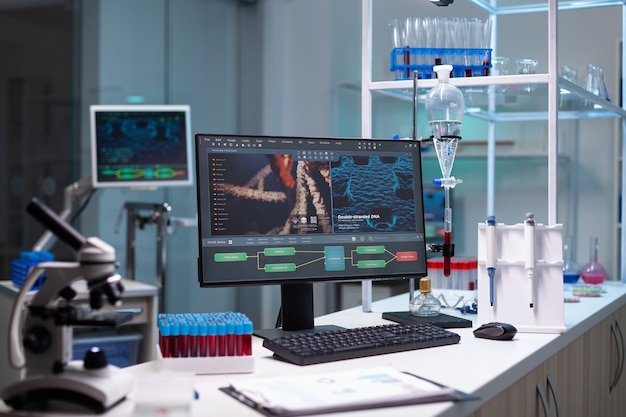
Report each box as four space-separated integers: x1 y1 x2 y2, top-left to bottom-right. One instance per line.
562 235 580 284
492 57 509 94
559 65 583 110
584 64 610 108
580 236 607 285
516 58 538 93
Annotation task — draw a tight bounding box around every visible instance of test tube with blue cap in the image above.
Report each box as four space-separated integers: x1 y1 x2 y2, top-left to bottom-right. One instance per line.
179 317 190 357
169 318 180 357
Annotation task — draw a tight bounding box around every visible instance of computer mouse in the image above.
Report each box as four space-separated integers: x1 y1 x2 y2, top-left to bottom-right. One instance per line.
473 322 517 341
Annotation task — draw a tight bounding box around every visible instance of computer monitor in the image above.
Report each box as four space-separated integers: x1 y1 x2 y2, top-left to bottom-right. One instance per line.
195 134 428 338
90 104 193 188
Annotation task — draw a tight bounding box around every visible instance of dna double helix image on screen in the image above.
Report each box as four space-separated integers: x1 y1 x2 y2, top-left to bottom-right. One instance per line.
211 153 416 237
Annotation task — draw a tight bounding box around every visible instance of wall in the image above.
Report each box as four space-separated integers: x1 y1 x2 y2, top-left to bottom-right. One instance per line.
80 0 243 317
76 0 623 329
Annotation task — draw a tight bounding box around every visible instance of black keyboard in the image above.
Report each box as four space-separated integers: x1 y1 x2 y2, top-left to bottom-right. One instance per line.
262 323 460 366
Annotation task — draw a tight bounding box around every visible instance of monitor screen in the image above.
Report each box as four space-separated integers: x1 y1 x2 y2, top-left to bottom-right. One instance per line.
90 104 192 188
195 134 428 336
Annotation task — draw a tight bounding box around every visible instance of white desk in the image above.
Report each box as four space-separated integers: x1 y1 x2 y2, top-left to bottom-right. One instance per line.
2 282 626 417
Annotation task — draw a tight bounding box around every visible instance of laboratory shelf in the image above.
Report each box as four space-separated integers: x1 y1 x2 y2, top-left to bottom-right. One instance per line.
368 73 550 92
422 151 570 160
369 76 625 119
361 0 626 294
351 78 624 123
468 0 624 15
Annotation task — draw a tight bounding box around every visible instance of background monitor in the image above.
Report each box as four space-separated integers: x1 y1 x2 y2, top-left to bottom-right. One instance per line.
195 134 429 338
423 187 446 241
90 104 192 188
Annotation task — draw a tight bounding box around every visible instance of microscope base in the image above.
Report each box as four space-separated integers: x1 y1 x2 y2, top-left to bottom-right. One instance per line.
2 361 134 414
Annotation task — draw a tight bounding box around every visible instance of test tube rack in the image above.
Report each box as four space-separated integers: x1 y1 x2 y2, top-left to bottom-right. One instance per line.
157 312 255 374
476 221 565 334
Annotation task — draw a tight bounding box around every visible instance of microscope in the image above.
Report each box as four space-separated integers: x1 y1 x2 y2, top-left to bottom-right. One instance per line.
2 198 134 414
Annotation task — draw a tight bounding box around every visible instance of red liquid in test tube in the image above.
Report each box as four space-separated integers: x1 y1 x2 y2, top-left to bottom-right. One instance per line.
206 317 217 357
197 317 208 357
242 320 253 356
224 318 235 356
169 319 180 358
215 317 226 356
444 231 452 277
188 319 199 357
179 318 190 358
234 319 244 356
158 319 172 358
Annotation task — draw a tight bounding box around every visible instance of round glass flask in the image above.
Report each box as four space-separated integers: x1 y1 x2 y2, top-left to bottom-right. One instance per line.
580 236 607 285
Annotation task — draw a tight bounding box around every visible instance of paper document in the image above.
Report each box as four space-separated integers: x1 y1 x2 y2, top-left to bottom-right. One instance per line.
221 366 477 416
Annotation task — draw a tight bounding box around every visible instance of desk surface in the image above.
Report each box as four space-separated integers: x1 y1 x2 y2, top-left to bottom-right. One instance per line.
2 282 626 417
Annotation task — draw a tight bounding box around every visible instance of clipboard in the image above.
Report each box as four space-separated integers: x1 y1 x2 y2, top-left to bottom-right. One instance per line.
219 366 478 416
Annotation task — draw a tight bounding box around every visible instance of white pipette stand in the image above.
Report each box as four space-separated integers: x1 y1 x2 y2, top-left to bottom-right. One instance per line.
476 220 565 333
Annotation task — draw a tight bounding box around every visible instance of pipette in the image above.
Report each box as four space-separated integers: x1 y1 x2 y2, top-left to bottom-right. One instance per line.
486 216 496 306
524 212 536 308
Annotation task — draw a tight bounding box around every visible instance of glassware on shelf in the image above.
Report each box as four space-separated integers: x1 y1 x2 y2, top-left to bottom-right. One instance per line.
559 65 584 110
580 236 607 285
410 278 441 317
492 56 510 94
584 64 610 109
562 235 580 284
516 58 538 93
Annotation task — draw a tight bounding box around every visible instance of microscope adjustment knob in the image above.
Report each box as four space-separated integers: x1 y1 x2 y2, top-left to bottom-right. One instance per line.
23 325 52 354
59 285 77 301
83 346 109 370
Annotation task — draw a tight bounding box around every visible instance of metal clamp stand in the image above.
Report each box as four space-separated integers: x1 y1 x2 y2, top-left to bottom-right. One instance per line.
115 202 170 313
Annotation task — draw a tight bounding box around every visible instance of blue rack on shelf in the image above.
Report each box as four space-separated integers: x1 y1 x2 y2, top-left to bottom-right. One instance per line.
390 47 492 80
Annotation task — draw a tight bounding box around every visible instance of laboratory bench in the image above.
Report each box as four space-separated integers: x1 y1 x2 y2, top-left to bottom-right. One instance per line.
1 282 625 417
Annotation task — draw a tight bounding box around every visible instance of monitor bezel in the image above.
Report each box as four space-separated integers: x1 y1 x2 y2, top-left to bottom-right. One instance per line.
194 133 429 289
90 104 193 189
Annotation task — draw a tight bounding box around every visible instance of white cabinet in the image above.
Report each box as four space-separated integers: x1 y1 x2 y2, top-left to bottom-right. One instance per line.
360 0 626 297
470 302 626 417
0 279 158 393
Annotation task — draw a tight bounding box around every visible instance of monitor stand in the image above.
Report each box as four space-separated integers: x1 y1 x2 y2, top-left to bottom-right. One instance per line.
253 282 344 340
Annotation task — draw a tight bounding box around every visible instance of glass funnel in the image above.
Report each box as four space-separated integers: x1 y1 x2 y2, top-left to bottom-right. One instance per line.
425 64 465 179
424 65 465 277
